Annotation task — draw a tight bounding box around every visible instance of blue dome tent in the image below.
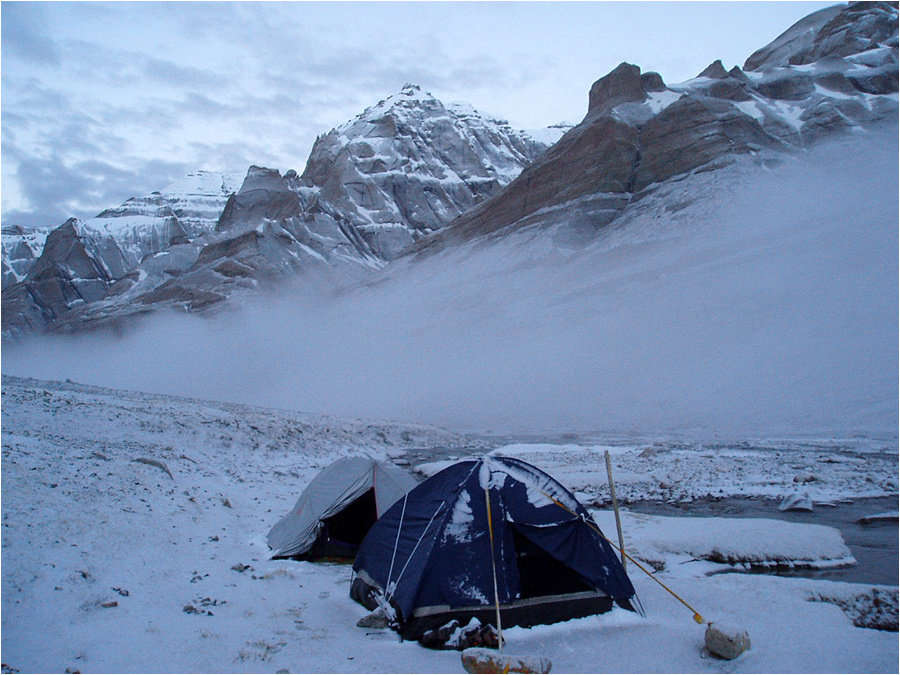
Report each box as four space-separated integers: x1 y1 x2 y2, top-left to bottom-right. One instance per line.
351 455 638 642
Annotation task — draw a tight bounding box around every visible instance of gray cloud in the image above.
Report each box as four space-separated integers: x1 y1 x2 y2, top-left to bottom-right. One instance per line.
9 152 194 227
143 56 230 89
0 2 62 66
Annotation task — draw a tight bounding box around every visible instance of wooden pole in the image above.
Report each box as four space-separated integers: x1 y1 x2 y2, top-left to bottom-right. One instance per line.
484 488 504 651
604 450 627 571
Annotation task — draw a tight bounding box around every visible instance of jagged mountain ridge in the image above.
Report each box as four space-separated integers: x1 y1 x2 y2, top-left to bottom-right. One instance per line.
1 224 50 288
1 2 896 341
1 87 561 339
416 1 898 252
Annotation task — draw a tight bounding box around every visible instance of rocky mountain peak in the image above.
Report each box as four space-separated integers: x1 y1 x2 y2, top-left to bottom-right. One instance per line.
417 1 897 254
216 166 300 233
587 62 647 116
5 3 895 342
296 84 555 259
744 1 898 71
698 59 730 79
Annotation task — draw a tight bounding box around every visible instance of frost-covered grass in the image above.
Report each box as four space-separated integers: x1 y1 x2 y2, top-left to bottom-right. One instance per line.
418 439 899 505
2 375 897 673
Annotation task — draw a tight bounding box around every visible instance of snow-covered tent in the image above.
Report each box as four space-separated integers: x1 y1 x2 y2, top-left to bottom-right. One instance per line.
267 456 417 560
350 455 637 642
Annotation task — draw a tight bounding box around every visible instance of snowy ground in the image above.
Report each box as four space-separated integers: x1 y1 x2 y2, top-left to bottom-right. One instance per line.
418 439 900 506
2 375 897 673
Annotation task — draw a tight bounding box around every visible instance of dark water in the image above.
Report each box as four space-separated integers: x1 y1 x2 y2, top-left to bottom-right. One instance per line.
626 496 899 586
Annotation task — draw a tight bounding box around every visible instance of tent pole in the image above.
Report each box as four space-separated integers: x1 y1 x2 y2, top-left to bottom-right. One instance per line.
604 450 627 571
484 488 504 652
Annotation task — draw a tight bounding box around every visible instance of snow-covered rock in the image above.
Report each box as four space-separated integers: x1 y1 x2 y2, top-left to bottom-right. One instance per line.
809 586 898 631
704 622 751 660
417 1 897 252
591 510 856 574
780 493 815 512
1 224 50 288
1 89 557 339
299 84 553 260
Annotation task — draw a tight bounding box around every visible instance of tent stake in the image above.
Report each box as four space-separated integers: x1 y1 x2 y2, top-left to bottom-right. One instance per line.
604 450 627 571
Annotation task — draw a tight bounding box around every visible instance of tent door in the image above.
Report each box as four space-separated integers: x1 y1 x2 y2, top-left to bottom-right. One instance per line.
511 526 594 599
320 487 379 551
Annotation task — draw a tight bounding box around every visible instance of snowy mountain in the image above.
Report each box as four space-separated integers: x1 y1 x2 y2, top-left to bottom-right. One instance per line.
1 88 558 340
1 2 896 342
298 84 557 260
1 171 242 338
417 1 898 251
1 224 51 287
83 170 245 276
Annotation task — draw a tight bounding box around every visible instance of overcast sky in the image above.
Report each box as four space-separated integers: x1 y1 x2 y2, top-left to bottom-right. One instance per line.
2 0 835 229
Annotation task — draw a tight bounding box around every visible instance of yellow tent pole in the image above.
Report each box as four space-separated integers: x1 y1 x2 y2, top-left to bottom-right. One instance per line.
484 487 505 651
604 450 627 571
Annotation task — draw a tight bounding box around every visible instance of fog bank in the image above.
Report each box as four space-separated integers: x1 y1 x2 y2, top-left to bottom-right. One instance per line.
4 131 897 439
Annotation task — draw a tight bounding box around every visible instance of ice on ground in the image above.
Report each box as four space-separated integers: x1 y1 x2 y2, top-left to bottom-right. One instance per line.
590 510 856 576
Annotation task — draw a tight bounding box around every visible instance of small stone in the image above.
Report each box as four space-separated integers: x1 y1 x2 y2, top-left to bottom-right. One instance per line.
231 563 251 573
779 493 813 512
461 648 551 674
704 623 751 660
183 604 200 614
356 610 389 629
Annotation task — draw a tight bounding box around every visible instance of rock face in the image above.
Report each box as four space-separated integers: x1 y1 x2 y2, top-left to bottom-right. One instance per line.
2 3 896 340
216 166 302 233
2 89 558 339
1 220 113 339
1 172 242 337
744 2 898 70
1 224 49 288
417 1 898 252
298 84 553 260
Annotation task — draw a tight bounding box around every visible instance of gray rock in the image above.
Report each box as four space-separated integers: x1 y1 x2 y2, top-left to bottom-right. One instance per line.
216 166 301 232
698 59 730 79
705 622 751 660
640 71 667 92
356 610 389 628
744 2 898 71
633 97 778 191
588 62 647 116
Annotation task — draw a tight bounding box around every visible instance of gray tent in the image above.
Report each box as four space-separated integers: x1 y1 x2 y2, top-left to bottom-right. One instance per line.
267 456 417 560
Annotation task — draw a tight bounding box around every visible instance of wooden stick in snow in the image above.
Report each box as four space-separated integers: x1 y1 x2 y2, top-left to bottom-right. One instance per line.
604 450 626 571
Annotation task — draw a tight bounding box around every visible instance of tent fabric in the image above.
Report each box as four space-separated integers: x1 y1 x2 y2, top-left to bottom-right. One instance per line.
267 456 417 559
351 455 636 639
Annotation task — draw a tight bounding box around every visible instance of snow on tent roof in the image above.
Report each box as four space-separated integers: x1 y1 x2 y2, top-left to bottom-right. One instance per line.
266 456 417 560
350 455 637 642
